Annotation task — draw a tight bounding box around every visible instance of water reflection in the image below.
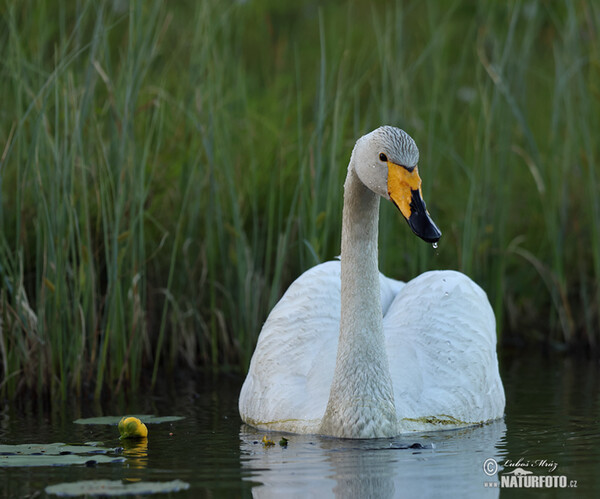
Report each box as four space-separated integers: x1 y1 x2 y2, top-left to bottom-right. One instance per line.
121 437 148 469
2 352 600 497
240 420 506 498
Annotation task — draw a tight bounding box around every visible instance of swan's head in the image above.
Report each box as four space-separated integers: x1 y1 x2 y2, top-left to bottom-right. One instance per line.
351 125 441 243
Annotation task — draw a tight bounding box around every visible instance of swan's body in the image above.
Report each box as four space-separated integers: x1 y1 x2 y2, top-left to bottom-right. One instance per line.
239 126 505 438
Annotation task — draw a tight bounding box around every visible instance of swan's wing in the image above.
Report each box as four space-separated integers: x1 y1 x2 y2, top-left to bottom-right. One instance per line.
383 270 505 428
239 261 405 433
380 273 405 314
239 261 342 432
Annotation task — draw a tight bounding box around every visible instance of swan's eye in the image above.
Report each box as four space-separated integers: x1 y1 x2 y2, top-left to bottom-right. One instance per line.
379 153 388 162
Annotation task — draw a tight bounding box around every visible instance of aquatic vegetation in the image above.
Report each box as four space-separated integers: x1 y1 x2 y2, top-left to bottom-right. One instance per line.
0 443 125 467
261 436 275 447
73 415 184 425
118 417 148 439
45 479 190 496
0 0 599 398
0 413 188 494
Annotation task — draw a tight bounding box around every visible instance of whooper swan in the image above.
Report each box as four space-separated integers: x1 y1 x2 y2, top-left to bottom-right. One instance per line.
239 126 505 438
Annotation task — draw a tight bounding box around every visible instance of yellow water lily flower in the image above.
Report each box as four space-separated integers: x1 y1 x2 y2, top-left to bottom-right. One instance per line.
118 417 148 439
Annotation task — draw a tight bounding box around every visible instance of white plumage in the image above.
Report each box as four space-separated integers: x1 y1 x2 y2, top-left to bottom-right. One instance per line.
239 126 505 438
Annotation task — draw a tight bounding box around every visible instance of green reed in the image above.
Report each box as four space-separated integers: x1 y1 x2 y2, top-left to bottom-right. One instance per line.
0 0 599 398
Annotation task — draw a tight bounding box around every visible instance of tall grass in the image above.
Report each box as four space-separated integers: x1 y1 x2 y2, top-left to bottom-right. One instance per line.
0 0 599 398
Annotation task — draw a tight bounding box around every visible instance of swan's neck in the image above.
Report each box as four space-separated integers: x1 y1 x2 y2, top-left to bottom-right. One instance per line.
319 167 397 438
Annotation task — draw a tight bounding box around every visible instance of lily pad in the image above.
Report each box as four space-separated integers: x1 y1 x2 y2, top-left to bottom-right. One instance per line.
0 442 119 456
0 454 125 467
45 479 190 496
73 415 184 425
0 443 124 467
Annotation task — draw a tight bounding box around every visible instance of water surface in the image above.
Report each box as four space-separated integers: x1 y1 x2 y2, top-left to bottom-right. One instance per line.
1 351 599 497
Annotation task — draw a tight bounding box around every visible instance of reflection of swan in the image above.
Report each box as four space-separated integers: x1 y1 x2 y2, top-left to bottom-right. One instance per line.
240 421 506 498
239 126 505 438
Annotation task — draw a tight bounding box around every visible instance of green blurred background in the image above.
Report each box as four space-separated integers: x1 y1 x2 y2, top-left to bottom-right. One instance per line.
0 0 598 398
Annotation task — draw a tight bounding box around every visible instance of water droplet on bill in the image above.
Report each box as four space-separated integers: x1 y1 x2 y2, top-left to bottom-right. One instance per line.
432 242 438 249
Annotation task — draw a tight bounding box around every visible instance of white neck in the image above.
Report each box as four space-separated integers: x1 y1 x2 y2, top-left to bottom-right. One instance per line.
319 166 397 438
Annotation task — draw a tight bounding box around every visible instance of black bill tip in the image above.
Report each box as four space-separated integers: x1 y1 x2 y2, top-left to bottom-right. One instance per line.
407 189 442 243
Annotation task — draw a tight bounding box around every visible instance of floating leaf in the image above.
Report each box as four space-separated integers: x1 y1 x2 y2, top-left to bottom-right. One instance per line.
0 443 119 456
0 454 125 467
45 479 190 496
74 415 184 425
279 437 288 447
0 443 124 467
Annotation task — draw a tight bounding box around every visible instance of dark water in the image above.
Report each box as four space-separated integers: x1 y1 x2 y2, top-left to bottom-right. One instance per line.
1 351 599 498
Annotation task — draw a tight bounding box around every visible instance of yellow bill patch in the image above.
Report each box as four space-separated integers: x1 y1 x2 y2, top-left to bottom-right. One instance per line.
387 163 422 219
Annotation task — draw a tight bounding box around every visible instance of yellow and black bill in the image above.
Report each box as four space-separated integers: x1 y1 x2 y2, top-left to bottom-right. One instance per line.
387 163 442 244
